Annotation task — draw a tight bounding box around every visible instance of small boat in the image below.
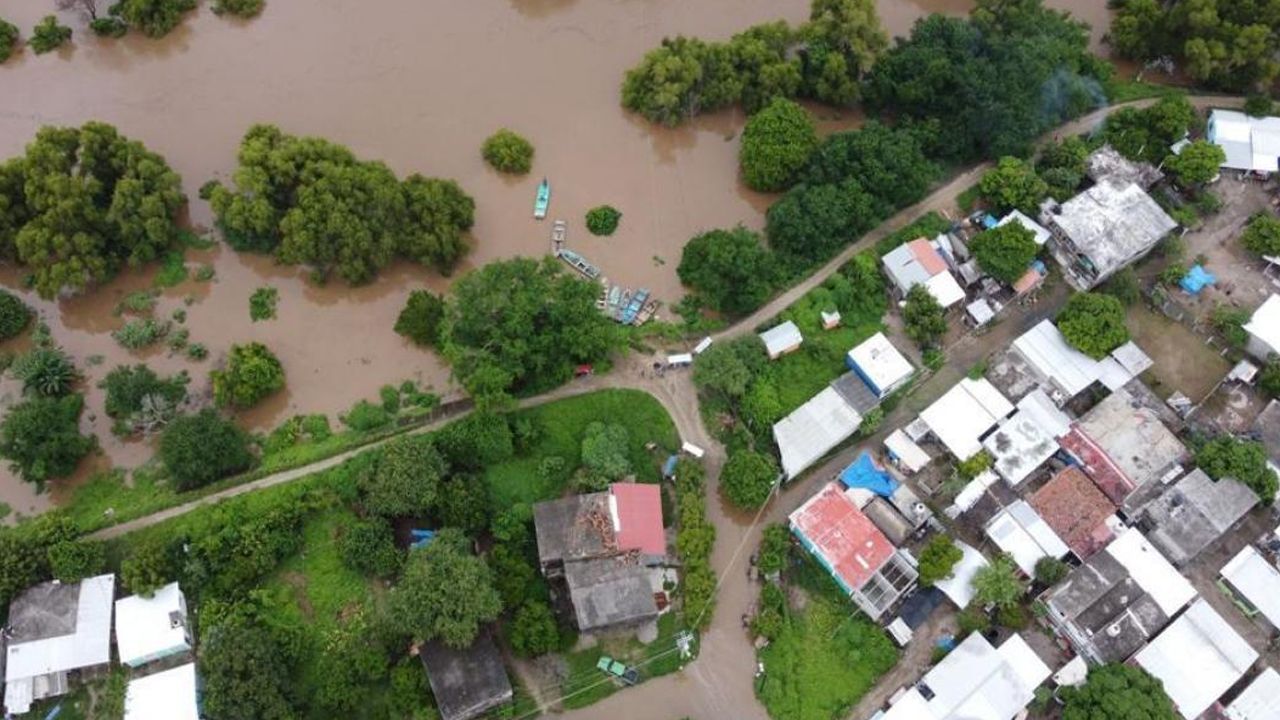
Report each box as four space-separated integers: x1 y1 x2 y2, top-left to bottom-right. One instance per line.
551 219 567 243
636 298 661 325
557 248 601 279
534 178 551 219
621 289 649 324
606 286 622 314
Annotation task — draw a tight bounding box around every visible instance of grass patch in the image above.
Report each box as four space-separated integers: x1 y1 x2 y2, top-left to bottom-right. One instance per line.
152 249 189 289
483 389 678 509
1105 78 1186 104
266 507 376 629
756 595 898 720
874 212 952 257
956 184 981 214
561 611 690 710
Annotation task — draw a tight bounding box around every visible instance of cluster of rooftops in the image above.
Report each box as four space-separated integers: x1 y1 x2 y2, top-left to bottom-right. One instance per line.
775 309 1280 719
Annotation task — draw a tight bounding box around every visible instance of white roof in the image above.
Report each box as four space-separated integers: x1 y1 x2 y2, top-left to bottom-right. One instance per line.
1136 598 1258 719
881 633 1050 720
950 470 1000 516
1106 527 1196 616
925 270 966 309
934 541 989 609
666 353 693 365
982 410 1059 486
885 429 931 473
694 337 713 354
1210 109 1280 172
920 378 1014 461
848 333 914 395
1221 547 1280 629
997 210 1052 246
967 298 996 326
760 320 803 357
115 582 189 668
1110 341 1154 377
1246 295 1280 358
985 500 1070 575
1012 320 1102 397
1227 668 1280 720
4 574 116 683
773 387 862 479
1015 389 1071 439
1053 656 1089 688
125 663 199 720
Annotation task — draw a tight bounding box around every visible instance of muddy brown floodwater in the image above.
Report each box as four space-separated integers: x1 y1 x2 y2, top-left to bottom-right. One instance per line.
0 0 1115 517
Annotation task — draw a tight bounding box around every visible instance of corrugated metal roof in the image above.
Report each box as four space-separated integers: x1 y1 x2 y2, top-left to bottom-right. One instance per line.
773 387 863 479
1012 320 1101 397
920 378 1014 461
125 663 199 720
1136 599 1258 719
760 320 803 358
1226 667 1280 720
1221 547 1280 629
985 500 1069 575
5 574 115 683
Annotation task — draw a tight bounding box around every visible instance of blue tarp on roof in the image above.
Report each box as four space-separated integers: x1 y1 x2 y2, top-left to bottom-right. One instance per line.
982 214 999 229
1180 264 1217 295
838 452 899 497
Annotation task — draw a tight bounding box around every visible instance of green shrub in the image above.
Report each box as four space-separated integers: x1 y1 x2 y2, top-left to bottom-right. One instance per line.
121 537 181 597
47 540 106 582
0 17 18 63
1212 305 1251 348
510 600 559 657
1034 556 1069 586
581 421 631 480
212 342 285 408
116 0 197 38
481 129 534 174
10 348 77 397
159 410 253 491
113 318 171 350
1100 267 1141 306
186 342 208 360
917 534 962 587
1246 95 1275 118
0 290 31 340
1197 436 1279 503
758 524 790 576
29 15 71 54
0 395 95 482
249 286 278 322
720 449 779 509
342 400 392 432
90 17 128 37
394 290 446 346
585 205 622 236
379 384 401 414
212 0 265 17
957 606 991 635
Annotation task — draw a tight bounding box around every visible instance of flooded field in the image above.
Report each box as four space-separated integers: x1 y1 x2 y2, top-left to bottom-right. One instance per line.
0 0 1115 514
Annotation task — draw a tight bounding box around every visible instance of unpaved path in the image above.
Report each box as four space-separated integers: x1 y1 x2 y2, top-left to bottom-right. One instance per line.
89 94 1243 720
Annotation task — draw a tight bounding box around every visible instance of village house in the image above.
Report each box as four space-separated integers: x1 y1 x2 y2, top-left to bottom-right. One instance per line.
845 331 915 399
1085 144 1164 189
1040 178 1178 290
1135 598 1258 719
419 634 514 720
2 574 116 715
1245 294 1280 362
1220 546 1280 635
1132 469 1258 566
918 378 1014 462
881 237 966 310
790 482 918 621
759 320 803 360
1208 109 1280 174
1028 466 1117 561
773 387 864 480
876 632 1051 720
124 663 199 720
533 483 667 633
1225 667 1280 720
114 582 193 669
1252 400 1280 481
983 500 1069 575
1043 528 1195 664
1001 319 1153 403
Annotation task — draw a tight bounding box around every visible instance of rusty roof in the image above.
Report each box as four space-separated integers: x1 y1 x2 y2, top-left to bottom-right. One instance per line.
907 238 948 276
1029 466 1116 559
1058 427 1135 506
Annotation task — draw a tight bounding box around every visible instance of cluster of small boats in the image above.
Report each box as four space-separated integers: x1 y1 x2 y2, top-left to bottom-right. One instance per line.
540 190 658 326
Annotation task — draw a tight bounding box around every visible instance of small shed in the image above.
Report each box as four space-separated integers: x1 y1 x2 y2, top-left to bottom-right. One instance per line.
966 298 997 327
821 309 841 330
760 321 803 360
884 429 930 474
420 635 514 720
846 332 914 398
115 582 192 668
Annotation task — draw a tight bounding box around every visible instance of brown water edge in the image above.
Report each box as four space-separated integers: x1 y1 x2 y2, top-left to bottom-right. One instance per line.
0 0 1118 515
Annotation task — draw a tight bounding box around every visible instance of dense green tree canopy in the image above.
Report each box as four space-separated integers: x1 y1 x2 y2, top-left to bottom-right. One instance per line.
1242 213 1280 257
692 336 768 401
766 179 877 265
100 364 188 433
1103 96 1196 164
1197 436 1279 503
902 284 947 348
481 129 534 175
439 257 620 398
0 123 186 298
394 289 447 347
678 226 777 315
199 593 304 720
1164 140 1227 187
29 16 72 54
1111 0 1280 91
585 205 622 236
358 435 446 518
159 410 253 491
581 422 631 482
971 554 1026 609
1061 663 1178 720
212 342 285 409
864 2 1108 162
509 600 560 658
1057 292 1130 360
979 157 1048 215
917 534 962 587
0 290 31 341
207 125 474 281
388 528 502 648
0 395 94 483
721 449 779 509
971 222 1039 284
800 121 939 215
740 98 819 192
115 0 197 38
620 0 885 124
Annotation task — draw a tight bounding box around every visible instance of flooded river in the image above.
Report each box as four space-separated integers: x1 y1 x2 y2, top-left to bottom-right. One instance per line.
0 0 1115 515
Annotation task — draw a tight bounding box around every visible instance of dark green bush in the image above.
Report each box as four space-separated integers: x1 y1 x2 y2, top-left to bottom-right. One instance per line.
29 16 71 54
585 205 622 236
0 290 31 340
481 129 534 174
159 410 253 491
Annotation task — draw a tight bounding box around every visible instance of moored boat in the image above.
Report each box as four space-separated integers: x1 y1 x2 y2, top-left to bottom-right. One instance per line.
534 178 551 219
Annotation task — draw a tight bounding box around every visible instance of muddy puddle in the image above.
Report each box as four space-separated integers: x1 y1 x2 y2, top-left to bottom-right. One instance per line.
0 0 1116 516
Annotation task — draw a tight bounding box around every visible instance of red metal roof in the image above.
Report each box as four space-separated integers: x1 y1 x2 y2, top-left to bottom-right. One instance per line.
610 483 665 555
789 482 895 592
1058 426 1136 506
1013 267 1044 295
907 239 948 276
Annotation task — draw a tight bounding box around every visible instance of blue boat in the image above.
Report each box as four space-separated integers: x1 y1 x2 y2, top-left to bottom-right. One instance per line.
621 289 649 324
534 178 551 219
